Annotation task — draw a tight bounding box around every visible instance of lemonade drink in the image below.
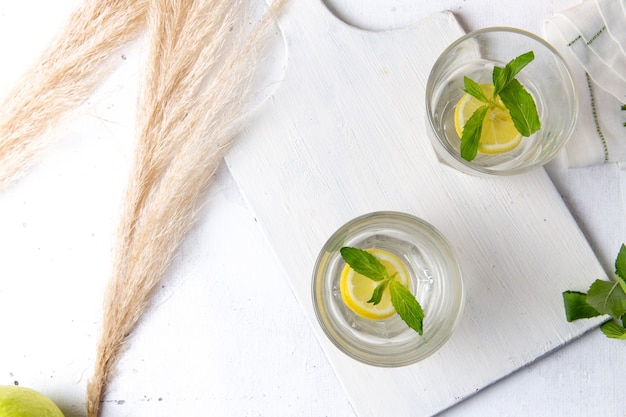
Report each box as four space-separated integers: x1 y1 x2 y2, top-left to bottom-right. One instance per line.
312 212 463 367
426 28 577 175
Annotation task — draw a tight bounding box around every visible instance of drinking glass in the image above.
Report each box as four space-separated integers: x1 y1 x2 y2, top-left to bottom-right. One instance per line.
311 211 464 367
425 27 577 175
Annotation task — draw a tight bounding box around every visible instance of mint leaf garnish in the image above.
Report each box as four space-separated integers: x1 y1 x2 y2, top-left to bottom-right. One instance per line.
615 244 626 294
464 76 489 103
563 291 601 321
340 247 387 281
340 247 425 335
460 104 489 161
492 51 534 97
368 280 389 305
586 280 626 320
601 321 626 340
458 51 540 162
499 78 541 137
563 244 626 340
389 280 425 335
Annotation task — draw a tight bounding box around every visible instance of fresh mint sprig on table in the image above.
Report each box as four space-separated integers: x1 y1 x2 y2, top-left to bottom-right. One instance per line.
340 247 424 335
460 51 541 161
563 244 626 339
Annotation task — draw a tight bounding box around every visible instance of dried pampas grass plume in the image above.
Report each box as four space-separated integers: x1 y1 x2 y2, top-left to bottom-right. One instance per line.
0 0 146 190
86 0 287 415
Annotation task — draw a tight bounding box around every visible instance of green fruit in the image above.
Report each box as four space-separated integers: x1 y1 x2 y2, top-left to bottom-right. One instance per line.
0 386 64 417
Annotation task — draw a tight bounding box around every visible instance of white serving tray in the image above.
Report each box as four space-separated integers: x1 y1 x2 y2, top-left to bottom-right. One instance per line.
225 2 607 416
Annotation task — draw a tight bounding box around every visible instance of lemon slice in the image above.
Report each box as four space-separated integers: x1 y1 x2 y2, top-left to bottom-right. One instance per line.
339 248 411 320
454 84 522 155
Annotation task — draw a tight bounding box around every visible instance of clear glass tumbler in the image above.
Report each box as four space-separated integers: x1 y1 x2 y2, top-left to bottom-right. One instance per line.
425 27 577 175
311 211 464 367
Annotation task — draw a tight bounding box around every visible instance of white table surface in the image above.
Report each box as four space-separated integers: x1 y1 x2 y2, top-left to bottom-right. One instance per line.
1 0 625 416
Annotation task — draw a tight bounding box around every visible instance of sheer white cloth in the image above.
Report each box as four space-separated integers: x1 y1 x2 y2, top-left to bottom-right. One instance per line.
545 0 626 167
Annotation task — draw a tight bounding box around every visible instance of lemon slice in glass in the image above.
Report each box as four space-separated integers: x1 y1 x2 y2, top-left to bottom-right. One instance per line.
339 248 411 320
454 84 522 155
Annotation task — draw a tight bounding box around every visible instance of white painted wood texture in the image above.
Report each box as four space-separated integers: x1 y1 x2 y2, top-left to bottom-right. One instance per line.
225 2 609 416
1 1 624 416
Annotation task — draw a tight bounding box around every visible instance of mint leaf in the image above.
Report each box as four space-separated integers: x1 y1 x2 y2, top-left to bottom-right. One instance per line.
600 320 626 340
460 104 489 161
563 245 626 340
615 244 626 278
340 247 387 281
389 280 424 335
499 78 541 137
615 244 626 294
562 291 601 322
463 76 489 103
586 279 626 320
368 280 389 305
493 51 534 97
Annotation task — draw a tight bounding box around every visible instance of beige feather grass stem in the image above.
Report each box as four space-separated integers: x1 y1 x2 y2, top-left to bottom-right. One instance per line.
86 0 287 414
0 0 147 190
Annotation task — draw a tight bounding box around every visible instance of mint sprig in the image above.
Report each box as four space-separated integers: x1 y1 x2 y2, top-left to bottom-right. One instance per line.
563 244 626 339
460 51 541 161
340 247 424 335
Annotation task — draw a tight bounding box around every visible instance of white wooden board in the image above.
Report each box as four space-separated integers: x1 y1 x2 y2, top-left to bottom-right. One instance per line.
225 2 608 416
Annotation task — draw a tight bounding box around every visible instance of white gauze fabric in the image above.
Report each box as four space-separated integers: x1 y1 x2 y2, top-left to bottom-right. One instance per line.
545 0 626 167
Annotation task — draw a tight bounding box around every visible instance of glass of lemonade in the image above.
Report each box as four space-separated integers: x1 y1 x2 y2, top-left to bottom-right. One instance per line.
311 211 464 367
426 27 577 175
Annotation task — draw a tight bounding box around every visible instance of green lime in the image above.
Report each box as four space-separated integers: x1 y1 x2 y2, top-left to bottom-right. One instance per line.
0 386 65 417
